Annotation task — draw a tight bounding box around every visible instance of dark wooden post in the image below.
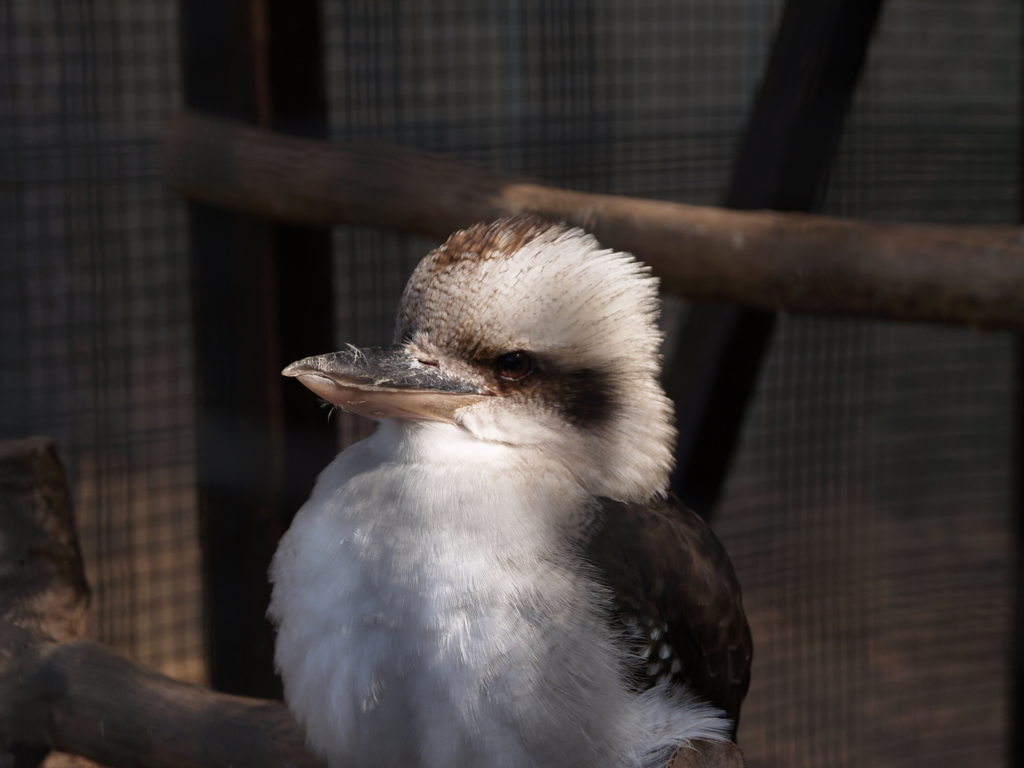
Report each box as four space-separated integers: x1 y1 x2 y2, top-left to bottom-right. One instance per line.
0 438 90 768
1013 10 1024 759
1015 335 1024 768
667 0 885 517
179 0 335 698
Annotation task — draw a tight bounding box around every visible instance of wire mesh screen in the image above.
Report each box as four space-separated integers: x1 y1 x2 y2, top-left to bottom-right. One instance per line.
718 321 1014 766
0 0 1018 765
0 0 203 682
715 1 1019 765
325 0 779 196
323 0 783 445
323 1 1019 767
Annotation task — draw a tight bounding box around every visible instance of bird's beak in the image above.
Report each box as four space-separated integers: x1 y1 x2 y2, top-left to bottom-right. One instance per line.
283 344 490 423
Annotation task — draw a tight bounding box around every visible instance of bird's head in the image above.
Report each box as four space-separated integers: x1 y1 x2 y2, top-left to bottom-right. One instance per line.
284 214 675 502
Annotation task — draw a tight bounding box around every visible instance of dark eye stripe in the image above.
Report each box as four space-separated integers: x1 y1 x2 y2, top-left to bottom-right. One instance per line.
556 368 615 430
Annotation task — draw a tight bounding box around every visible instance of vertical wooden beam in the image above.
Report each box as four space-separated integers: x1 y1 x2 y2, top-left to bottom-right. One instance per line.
1015 336 1024 768
1012 10 1024 759
667 0 884 517
266 0 336 522
180 0 333 698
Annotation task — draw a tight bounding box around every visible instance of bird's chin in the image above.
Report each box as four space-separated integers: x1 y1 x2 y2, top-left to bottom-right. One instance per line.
457 405 569 447
293 373 486 423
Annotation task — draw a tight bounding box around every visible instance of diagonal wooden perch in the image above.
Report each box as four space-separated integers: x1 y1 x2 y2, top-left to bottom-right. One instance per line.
0 438 744 768
0 438 321 768
162 109 1024 332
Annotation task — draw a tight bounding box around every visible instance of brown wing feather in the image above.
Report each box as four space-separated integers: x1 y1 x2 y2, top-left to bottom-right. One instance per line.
583 494 752 736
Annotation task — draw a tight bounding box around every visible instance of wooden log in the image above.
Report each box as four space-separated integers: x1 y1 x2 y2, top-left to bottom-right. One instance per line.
0 438 90 645
0 437 324 768
1 638 324 768
163 109 1024 332
0 438 319 768
0 437 90 767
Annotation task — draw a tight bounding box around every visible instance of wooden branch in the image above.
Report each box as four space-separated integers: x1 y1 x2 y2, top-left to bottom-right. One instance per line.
0 438 91 767
1 638 324 768
0 437 90 646
0 437 324 768
163 109 1024 332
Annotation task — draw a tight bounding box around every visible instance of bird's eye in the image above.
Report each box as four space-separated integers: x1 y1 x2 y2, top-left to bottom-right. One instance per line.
494 351 533 380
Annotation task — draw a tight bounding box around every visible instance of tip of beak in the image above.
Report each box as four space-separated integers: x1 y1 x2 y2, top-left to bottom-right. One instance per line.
282 361 307 377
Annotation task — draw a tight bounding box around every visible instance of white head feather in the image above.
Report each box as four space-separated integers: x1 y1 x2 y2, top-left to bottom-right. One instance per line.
396 214 675 502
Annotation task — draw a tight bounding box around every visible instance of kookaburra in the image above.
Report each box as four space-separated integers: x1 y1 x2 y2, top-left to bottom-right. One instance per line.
269 214 751 768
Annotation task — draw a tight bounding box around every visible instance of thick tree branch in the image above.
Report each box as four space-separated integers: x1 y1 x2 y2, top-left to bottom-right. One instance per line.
163 109 1024 332
0 437 91 767
0 438 322 768
2 637 323 768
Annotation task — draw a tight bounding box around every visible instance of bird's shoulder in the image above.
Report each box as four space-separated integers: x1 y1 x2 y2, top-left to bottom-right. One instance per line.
579 493 752 731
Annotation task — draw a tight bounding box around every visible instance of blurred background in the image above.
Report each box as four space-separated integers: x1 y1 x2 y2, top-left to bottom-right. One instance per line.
0 1 1018 766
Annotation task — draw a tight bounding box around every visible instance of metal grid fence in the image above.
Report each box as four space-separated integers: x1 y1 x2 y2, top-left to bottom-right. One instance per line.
0 0 1018 765
0 0 203 682
717 3 1018 763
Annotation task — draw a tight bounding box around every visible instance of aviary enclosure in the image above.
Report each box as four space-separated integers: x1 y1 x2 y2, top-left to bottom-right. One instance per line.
0 0 1019 766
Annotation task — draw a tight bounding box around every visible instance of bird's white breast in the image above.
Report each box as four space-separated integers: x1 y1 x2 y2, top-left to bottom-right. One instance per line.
269 420 728 768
